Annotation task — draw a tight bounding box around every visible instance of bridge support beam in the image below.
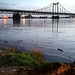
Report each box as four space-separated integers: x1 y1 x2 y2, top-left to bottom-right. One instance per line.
52 16 59 19
13 13 20 24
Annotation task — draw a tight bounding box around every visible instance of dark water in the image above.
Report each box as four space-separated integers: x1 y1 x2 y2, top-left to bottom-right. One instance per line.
0 18 75 63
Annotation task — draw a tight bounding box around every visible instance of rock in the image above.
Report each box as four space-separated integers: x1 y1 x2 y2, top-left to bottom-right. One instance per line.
58 49 63 52
4 41 9 44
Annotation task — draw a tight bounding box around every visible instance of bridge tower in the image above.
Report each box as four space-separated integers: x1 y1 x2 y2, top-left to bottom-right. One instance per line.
13 12 20 24
52 2 59 19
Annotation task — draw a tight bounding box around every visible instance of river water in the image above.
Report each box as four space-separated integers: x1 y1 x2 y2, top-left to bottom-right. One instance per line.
0 18 75 63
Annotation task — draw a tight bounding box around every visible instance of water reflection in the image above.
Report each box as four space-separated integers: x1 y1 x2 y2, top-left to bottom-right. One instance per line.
21 19 25 26
52 19 59 32
26 19 31 27
14 19 31 27
13 18 20 27
0 18 72 28
0 18 75 28
0 19 9 27
4 19 7 27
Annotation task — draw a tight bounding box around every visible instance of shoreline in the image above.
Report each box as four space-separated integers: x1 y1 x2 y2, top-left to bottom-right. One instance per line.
0 44 74 63
0 47 75 75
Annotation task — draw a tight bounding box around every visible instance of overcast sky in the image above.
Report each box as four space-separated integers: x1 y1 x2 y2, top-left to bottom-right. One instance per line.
0 0 75 12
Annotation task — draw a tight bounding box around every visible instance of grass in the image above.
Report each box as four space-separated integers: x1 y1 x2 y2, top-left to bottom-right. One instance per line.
0 47 50 68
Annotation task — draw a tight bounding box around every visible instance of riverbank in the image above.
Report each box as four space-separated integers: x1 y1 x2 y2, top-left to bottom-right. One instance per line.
0 47 75 75
0 63 75 75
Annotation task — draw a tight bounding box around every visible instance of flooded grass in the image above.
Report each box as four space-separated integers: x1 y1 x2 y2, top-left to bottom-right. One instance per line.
0 47 50 68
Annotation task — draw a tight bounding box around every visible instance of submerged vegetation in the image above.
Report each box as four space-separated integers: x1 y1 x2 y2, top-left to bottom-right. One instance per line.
0 47 50 68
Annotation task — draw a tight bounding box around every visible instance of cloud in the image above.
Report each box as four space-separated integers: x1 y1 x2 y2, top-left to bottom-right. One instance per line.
0 2 25 10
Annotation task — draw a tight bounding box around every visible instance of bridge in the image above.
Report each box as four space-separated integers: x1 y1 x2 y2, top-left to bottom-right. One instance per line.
0 2 75 19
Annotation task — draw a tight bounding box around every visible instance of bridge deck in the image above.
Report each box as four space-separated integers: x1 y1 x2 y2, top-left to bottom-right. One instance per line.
0 9 75 15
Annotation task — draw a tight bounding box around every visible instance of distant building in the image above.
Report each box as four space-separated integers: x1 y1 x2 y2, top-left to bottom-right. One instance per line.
25 14 33 18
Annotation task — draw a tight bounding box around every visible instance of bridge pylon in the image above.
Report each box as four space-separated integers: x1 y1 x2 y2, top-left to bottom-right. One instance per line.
52 2 59 19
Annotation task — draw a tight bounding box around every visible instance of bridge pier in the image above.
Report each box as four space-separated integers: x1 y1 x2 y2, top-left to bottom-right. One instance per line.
13 13 20 24
52 16 59 19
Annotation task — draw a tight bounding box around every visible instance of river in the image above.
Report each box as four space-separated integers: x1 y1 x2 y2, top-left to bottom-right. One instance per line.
0 18 75 63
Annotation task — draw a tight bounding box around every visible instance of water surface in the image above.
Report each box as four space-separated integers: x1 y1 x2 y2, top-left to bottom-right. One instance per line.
0 18 75 63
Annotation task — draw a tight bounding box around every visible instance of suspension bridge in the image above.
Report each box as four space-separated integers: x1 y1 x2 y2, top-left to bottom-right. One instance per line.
0 2 75 19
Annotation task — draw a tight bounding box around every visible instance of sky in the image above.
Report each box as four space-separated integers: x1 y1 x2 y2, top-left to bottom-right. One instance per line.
0 0 75 12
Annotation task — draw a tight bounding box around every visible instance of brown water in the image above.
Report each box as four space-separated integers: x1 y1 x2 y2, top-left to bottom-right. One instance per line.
0 18 75 63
